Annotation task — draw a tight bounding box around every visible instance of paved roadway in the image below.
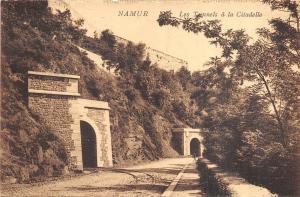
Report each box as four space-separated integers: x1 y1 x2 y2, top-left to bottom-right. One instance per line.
1 157 204 197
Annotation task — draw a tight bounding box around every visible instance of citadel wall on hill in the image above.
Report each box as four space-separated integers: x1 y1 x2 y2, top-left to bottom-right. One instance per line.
115 36 188 71
50 0 189 72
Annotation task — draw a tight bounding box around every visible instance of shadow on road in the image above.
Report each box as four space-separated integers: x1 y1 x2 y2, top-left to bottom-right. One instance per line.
57 184 166 194
100 166 183 177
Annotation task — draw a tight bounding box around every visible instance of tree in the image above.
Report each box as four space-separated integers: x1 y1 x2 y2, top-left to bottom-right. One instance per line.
157 1 300 194
157 1 300 146
175 66 192 90
100 29 116 48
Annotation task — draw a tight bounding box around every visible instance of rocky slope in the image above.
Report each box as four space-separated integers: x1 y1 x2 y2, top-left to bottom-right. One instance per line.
1 1 200 182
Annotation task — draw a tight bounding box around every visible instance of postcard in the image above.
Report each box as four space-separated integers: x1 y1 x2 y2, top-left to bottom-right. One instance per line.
1 0 299 196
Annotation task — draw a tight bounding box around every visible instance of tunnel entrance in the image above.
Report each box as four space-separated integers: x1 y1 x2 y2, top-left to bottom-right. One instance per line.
80 121 97 168
190 138 200 156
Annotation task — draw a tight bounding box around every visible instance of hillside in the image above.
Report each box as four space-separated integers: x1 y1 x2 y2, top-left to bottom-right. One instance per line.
2 2 298 195
1 1 200 183
49 0 189 72
115 36 188 71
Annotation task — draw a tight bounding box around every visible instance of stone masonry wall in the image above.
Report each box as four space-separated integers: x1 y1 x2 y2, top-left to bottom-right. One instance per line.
28 94 77 168
28 72 80 169
28 71 113 169
173 128 204 156
29 75 69 92
86 108 112 167
28 71 79 93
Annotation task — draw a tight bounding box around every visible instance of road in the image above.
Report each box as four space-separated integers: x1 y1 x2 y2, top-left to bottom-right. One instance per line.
171 161 206 197
1 157 197 197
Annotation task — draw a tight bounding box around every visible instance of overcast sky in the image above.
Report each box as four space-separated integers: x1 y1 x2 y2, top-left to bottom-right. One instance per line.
49 0 286 71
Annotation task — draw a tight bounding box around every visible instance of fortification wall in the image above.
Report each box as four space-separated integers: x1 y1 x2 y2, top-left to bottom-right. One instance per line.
115 36 188 71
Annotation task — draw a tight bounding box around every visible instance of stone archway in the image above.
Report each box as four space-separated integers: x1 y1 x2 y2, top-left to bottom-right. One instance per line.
172 128 205 158
80 121 97 168
27 71 113 170
190 138 201 156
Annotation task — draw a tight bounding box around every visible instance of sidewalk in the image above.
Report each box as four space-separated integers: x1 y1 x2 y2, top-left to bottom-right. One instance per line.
171 160 206 197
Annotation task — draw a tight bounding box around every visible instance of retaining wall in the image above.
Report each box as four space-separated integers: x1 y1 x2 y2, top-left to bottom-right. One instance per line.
197 158 277 197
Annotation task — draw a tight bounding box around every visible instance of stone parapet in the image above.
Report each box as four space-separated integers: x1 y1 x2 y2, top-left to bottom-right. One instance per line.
28 71 80 79
28 71 79 94
197 158 277 197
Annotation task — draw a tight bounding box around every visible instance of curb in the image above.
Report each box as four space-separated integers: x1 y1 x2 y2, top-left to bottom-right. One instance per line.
161 162 191 197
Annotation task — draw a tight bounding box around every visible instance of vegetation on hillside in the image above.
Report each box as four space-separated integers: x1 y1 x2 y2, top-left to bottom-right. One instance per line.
2 1 298 195
157 0 300 195
1 1 201 183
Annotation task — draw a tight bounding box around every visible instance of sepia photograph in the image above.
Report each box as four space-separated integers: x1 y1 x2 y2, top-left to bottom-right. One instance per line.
1 0 299 196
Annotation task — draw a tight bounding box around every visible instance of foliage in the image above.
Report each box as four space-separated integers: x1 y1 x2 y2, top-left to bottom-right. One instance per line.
100 29 117 48
1 0 202 182
1 58 68 182
0 1 97 182
175 66 192 90
81 29 200 127
158 0 300 195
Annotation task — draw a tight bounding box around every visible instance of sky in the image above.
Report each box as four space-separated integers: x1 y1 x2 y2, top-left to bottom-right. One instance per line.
49 0 287 71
